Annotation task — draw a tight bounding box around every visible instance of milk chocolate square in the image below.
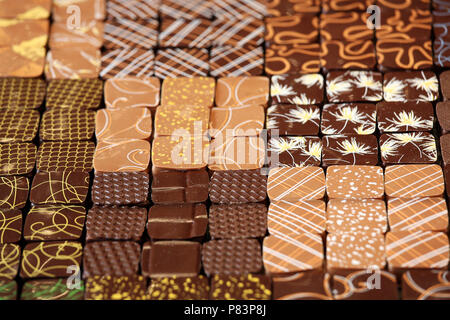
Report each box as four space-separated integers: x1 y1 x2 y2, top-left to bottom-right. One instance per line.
0 243 20 279
321 103 376 135
0 176 29 210
0 143 36 176
266 104 320 135
265 43 320 75
0 78 45 109
210 45 264 78
386 231 449 270
37 141 95 173
377 101 434 133
265 14 318 45
49 21 104 49
326 165 384 199
147 204 207 240
0 109 40 142
159 18 212 48
385 164 445 198
402 270 450 300
210 105 264 138
272 271 332 300
149 276 209 300
388 197 448 232
0 19 49 47
377 39 433 71
46 79 103 110
85 275 147 300
45 47 101 80
0 0 51 19
213 16 264 47
326 71 382 103
267 167 325 201
215 76 269 107
263 232 323 274
268 136 322 167
160 0 212 19
155 105 209 136
155 48 208 79
0 46 45 78
321 40 376 71
322 135 378 166
41 108 95 141
161 76 214 107
380 132 437 164
268 200 326 235
384 71 439 102
52 0 105 23
210 275 271 300
107 0 159 20
141 241 201 278
104 18 158 49
93 139 151 172
105 77 160 109
96 108 152 141
23 205 85 241
437 102 450 134
270 74 324 105
100 48 154 79
0 209 21 243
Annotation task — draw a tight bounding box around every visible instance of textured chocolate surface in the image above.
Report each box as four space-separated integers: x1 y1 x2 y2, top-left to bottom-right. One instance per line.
202 239 262 276
0 142 36 176
20 241 82 279
210 45 264 78
209 170 267 204
0 243 20 279
37 141 95 172
21 278 84 300
268 136 322 167
441 71 450 100
30 171 89 204
0 209 21 243
46 79 103 110
270 74 324 105
155 48 208 79
322 0 374 12
83 241 141 278
441 134 450 166
0 78 45 109
266 104 321 135
402 270 450 300
104 18 158 50
210 274 271 300
159 18 212 48
23 205 85 241
141 241 201 278
86 206 147 242
214 0 266 20
377 101 434 133
267 0 321 15
380 132 437 164
0 109 40 142
155 104 209 136
0 176 29 210
40 108 95 141
0 0 51 19
92 172 149 206
322 135 378 166
321 103 377 135
437 102 450 133
147 204 207 240
209 203 267 239
148 276 209 300
272 271 332 300
326 71 382 102
85 275 148 300
100 48 155 79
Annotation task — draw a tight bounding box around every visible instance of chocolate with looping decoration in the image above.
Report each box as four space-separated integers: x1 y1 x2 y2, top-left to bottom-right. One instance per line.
0 176 29 210
320 40 376 71
402 270 450 300
265 43 320 75
272 271 332 300
0 209 21 243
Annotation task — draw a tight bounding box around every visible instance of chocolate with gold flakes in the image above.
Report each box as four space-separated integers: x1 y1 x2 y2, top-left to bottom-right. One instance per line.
210 274 271 300
85 275 148 300
149 276 209 300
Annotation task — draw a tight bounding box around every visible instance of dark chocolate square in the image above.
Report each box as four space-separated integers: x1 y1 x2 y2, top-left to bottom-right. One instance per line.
377 8 432 40
159 18 212 48
267 104 320 135
267 0 321 15
320 11 372 41
213 16 264 47
440 70 450 101
104 18 158 50
434 38 450 68
270 74 324 105
46 79 103 110
321 103 377 135
0 176 29 210
326 71 382 102
0 78 45 109
265 14 318 46
210 45 264 77
322 0 375 12
0 109 39 143
0 142 36 176
322 135 379 166
265 43 320 75
320 40 376 71
272 271 332 300
383 71 439 102
0 209 21 243
85 275 148 300
380 132 437 164
377 101 434 133
267 136 322 167
0 243 20 279
155 48 208 79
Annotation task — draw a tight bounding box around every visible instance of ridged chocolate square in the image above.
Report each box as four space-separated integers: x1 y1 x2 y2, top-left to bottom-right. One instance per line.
0 109 40 142
0 78 45 109
37 141 95 173
46 79 103 110
40 108 95 141
0 142 36 176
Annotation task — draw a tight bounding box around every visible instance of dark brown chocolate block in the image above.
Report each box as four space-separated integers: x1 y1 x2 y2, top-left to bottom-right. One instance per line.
21 278 84 300
0 279 17 300
272 271 332 300
85 275 148 300
377 101 434 133
40 108 95 141
151 167 208 204
209 203 267 240
30 171 89 205
440 70 450 101
92 172 149 206
320 40 376 71
383 71 439 102
148 275 209 300
321 103 377 135
322 135 379 166
36 141 95 173
325 71 382 103
209 170 267 204
270 74 324 105
23 205 85 241
265 43 321 75
0 109 40 142
445 166 450 198
0 78 45 109
141 241 201 278
86 206 147 242
266 104 320 135
202 239 263 276
268 136 322 167
147 204 207 240
0 176 29 210
331 270 398 300
380 132 437 165
437 102 450 134
159 18 212 48
441 134 450 167
46 79 103 110
0 243 20 279
105 18 158 50
83 241 141 278
0 209 21 243
0 143 36 176
377 8 432 40
402 270 450 300
320 11 371 41
210 274 271 300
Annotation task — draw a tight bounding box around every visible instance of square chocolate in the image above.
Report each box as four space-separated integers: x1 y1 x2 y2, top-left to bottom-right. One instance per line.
267 0 321 15
213 16 264 47
320 11 371 41
40 109 95 141
270 74 324 105
105 78 160 109
45 47 101 80
52 0 105 22
322 135 379 166
49 21 104 49
0 209 22 243
160 0 212 19
267 136 322 167
210 105 264 138
376 39 433 71
0 243 20 279
0 0 51 19
321 103 377 135
380 132 437 164
377 8 432 40
161 76 214 107
0 176 29 210
210 275 271 300
402 270 450 300
100 48 154 79
21 278 84 300
0 109 40 142
322 0 374 12
94 140 151 172
0 280 16 300
272 271 332 300
104 18 158 50
210 45 264 77
149 276 209 300
0 46 45 78
85 275 148 300
0 19 49 47
155 105 209 136
159 18 212 48
0 143 36 176
0 78 45 109
107 0 159 20
384 71 439 102
155 48 209 79
265 14 318 45
96 108 152 141
214 0 266 20
434 38 450 68
46 79 103 110
215 76 269 107
377 101 434 133
265 43 320 75
37 141 95 173
440 70 450 101
266 104 320 135
320 40 376 71
326 71 382 102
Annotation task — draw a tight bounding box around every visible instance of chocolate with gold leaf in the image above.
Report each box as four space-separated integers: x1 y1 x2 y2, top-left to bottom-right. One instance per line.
161 76 214 107
23 205 85 241
0 280 16 300
37 141 95 173
320 40 376 71
0 142 36 176
85 275 148 300
265 43 320 75
272 271 332 300
0 78 45 109
0 209 21 243
0 109 40 142
41 108 95 141
148 276 209 300
0 176 29 210
0 19 49 47
20 241 82 279
21 278 84 300
210 274 271 300
46 79 103 110
0 243 20 279
155 105 209 136
265 14 318 46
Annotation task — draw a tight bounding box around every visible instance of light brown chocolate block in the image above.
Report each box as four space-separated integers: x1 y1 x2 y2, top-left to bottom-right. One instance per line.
386 230 449 270
0 19 49 47
267 167 325 201
388 197 448 232
52 0 105 23
0 0 51 19
93 139 151 172
215 76 269 107
45 47 101 80
326 165 384 199
385 165 445 198
208 136 265 171
95 108 152 141
161 76 215 107
0 46 45 77
327 231 386 273
263 232 324 274
155 105 210 137
210 105 264 138
268 200 326 235
104 77 160 109
326 199 387 233
152 136 209 170
49 21 104 49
